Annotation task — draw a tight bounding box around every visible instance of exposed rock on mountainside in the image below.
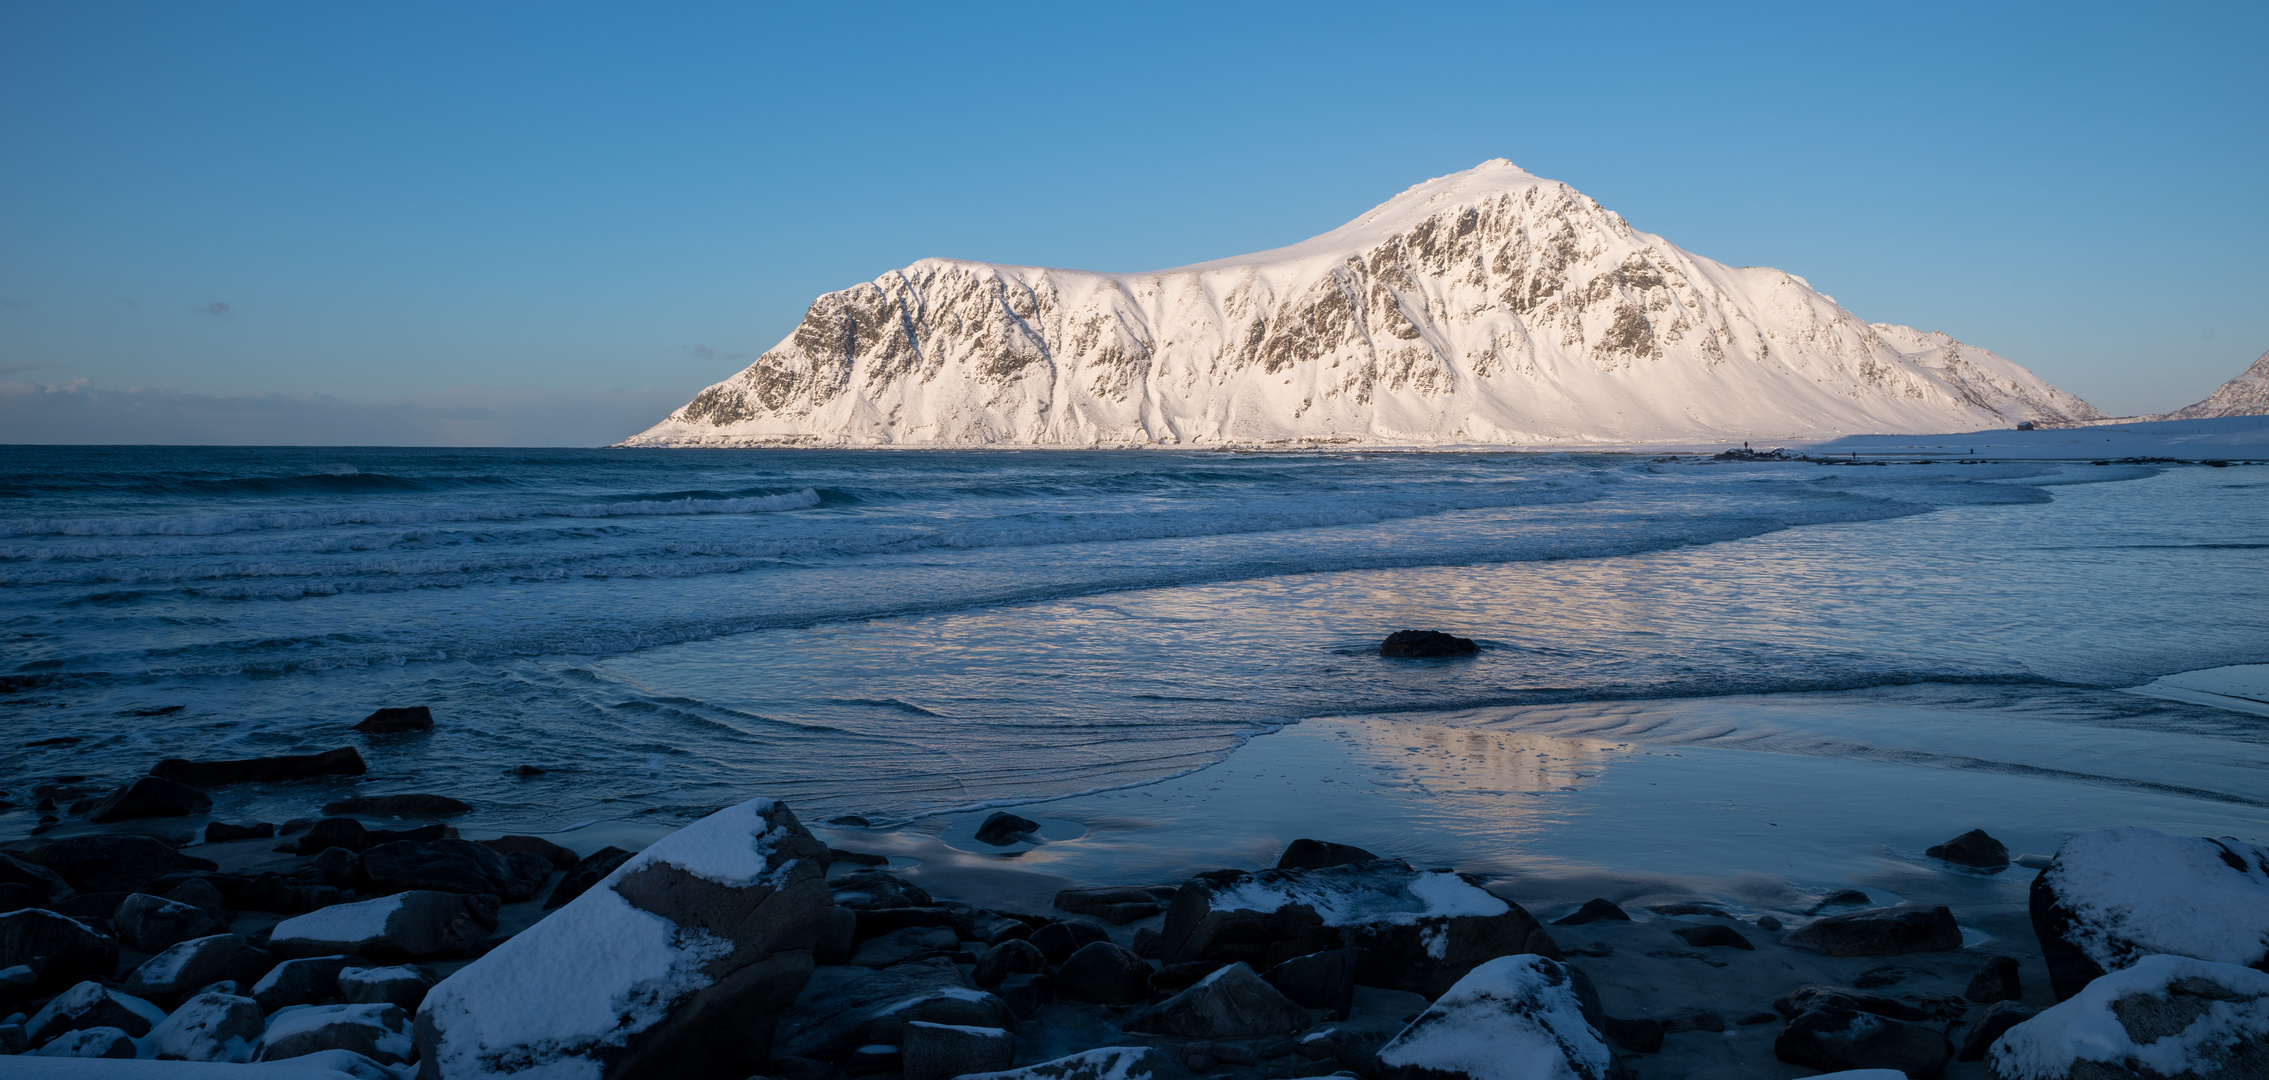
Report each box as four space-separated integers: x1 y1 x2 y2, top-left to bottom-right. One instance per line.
2160 349 2269 420
625 160 2101 448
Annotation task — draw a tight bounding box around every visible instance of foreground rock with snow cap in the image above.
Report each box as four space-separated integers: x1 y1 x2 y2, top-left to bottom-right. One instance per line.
411 796 832 1079
1375 954 1611 1080
2029 827 2269 999
1157 858 1542 997
1986 954 2269 1080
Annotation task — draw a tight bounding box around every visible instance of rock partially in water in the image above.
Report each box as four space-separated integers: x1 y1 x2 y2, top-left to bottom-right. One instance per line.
477 834 579 870
1783 906 1962 956
1379 629 1479 658
353 706 433 734
1671 923 1754 950
86 776 212 823
974 812 1041 845
1554 898 1631 926
151 746 366 787
1276 838 1379 871
973 937 1046 988
1030 919 1109 963
1054 886 1165 925
2028 827 2269 1000
1376 954 1611 1080
1928 829 2011 871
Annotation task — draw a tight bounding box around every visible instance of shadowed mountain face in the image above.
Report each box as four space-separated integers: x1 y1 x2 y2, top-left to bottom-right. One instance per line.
628 161 2101 448
2162 349 2269 420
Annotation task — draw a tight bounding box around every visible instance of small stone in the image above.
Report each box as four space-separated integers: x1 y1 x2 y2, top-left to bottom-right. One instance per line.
901 1020 1015 1080
1737 1011 1779 1026
1966 955 2022 1003
1553 898 1630 925
1926 829 2010 871
1671 923 1754 950
353 706 433 734
973 812 1041 845
828 847 889 867
1379 629 1479 657
1053 940 1152 1005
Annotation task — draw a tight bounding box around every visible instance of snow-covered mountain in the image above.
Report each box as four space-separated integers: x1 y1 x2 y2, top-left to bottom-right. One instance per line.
2160 349 2269 420
623 160 2102 448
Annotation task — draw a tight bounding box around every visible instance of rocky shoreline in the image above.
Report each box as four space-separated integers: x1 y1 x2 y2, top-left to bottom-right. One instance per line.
3 715 2267 1080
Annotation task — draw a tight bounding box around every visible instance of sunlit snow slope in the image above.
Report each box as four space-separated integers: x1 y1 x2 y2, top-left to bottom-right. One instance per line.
2162 349 2269 420
624 160 2102 447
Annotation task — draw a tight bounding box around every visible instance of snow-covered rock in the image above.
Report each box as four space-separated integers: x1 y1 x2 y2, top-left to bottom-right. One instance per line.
147 990 263 1062
2030 828 2269 999
1158 859 1542 997
1986 954 2269 1080
412 797 833 1079
1775 1003 1955 1078
1374 954 1611 1080
259 1003 414 1065
2161 349 2269 420
26 980 167 1044
267 891 497 961
124 934 270 1001
956 1046 1186 1080
252 955 369 1013
30 1026 136 1058
623 160 2101 450
774 957 995 1062
335 964 435 1012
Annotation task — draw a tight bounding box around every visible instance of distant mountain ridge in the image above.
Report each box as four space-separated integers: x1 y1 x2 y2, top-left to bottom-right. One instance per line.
2160 349 2269 420
623 160 2103 447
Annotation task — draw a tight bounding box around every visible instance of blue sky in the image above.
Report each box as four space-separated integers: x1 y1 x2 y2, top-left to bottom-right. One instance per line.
2 1 2263 445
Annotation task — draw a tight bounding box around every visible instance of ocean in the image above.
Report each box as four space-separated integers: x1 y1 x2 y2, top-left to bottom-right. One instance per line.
3 445 2265 906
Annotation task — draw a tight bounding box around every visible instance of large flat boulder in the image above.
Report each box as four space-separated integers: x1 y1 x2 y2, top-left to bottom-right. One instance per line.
269 891 499 960
1158 859 1540 997
2029 827 2269 1000
1375 954 1611 1080
151 747 366 787
1986 953 2269 1080
414 796 832 1079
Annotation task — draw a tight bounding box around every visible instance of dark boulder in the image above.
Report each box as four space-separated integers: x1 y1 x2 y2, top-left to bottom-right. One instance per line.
851 905 958 942
1956 1000 2036 1061
337 963 437 1012
1261 947 1357 1017
902 1020 1015 1080
1966 955 2023 1003
1380 629 1479 657
86 776 213 823
1124 961 1310 1037
1671 923 1754 950
1054 940 1153 1005
1774 1005 1953 1078
973 937 1047 988
115 892 225 953
1651 902 1733 917
1554 898 1631 925
1152 959 1231 993
24 980 165 1042
772 957 976 1061
1773 985 1931 1022
830 868 932 910
252 954 372 1012
0 882 39 913
850 925 959 968
1928 829 2011 871
321 793 470 817
1807 888 1874 914
357 838 544 901
35 833 217 894
1029 918 1110 963
974 812 1041 845
543 845 633 909
1783 906 1962 956
0 851 69 901
0 908 118 992
258 1002 414 1065
477 835 579 870
354 706 433 734
993 972 1052 1021
1276 838 1381 871
204 821 275 843
1601 1015 1665 1053
150 746 365 787
1053 886 1165 924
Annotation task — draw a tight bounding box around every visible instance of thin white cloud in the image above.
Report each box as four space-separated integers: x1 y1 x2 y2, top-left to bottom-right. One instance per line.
0 380 692 447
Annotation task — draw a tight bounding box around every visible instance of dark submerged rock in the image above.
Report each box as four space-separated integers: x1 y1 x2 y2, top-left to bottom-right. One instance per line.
1783 905 1962 956
356 838 545 900
1054 939 1153 1005
86 776 213 823
1053 885 1165 924
974 811 1041 845
1553 899 1631 925
34 833 217 894
1967 954 2024 1003
1928 828 2011 871
354 706 433 734
1379 629 1479 658
204 821 275 843
1276 838 1380 871
150 746 366 787
1601 1015 1665 1053
1774 1005 1954 1079
1773 985 1932 1022
321 793 471 817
